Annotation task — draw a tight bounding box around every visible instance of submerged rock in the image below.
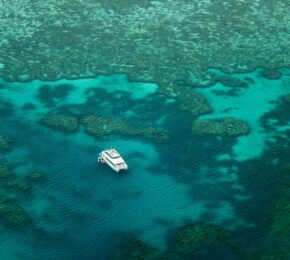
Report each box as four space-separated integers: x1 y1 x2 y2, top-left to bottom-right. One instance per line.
0 133 11 151
42 114 79 133
82 115 170 142
192 118 250 136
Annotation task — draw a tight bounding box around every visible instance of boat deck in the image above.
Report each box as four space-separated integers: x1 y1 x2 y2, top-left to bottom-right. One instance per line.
105 149 120 158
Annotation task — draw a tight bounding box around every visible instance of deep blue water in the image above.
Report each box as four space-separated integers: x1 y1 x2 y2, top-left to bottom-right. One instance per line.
0 70 289 259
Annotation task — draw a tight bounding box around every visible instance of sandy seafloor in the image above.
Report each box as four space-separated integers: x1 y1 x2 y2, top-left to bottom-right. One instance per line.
0 69 290 259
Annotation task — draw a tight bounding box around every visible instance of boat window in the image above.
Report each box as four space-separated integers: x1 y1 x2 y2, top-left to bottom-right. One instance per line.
116 162 124 166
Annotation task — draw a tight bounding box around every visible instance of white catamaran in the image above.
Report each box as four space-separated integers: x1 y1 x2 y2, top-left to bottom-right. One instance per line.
98 149 128 172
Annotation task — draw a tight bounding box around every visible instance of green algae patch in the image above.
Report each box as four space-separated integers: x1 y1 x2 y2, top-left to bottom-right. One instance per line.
192 118 250 137
42 114 79 133
0 197 31 226
0 133 12 151
82 115 170 142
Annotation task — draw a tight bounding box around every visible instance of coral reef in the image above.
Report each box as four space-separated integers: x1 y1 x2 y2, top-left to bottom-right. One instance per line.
192 118 250 136
0 133 11 151
1 0 289 88
0 197 31 226
82 115 170 142
171 224 239 258
41 114 79 133
113 234 164 260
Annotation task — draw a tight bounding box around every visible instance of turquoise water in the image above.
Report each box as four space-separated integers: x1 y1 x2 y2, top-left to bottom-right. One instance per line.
0 71 289 259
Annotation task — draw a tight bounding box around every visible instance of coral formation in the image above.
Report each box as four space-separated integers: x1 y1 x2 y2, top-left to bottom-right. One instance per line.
260 68 282 80
217 76 248 88
254 182 290 258
283 94 290 103
0 164 44 228
113 234 164 260
37 84 74 107
0 164 32 192
0 197 31 226
22 102 36 110
159 84 212 116
3 180 31 192
42 114 79 133
171 224 239 258
27 170 44 181
82 115 170 142
0 133 11 151
0 164 12 178
113 224 242 260
192 118 250 136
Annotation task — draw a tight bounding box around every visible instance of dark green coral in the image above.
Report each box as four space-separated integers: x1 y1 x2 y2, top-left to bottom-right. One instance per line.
260 68 282 80
27 170 44 181
113 234 164 260
0 133 12 151
0 197 31 226
0 164 12 178
42 114 79 133
82 115 170 142
192 118 250 136
172 224 239 258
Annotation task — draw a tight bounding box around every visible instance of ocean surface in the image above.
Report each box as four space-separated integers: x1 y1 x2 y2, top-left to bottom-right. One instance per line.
0 69 290 259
